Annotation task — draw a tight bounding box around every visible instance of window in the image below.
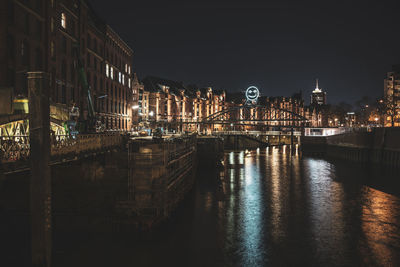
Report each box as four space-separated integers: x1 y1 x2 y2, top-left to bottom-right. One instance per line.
51 17 54 32
61 60 67 80
61 60 67 103
21 40 29 67
118 72 121 83
61 36 67 54
36 19 42 40
7 34 15 60
128 78 131 88
70 20 76 36
8 0 14 26
106 63 109 77
87 34 91 49
70 63 75 83
35 48 43 70
122 74 125 85
110 67 113 79
61 13 66 29
36 0 42 14
50 41 55 59
125 64 127 73
128 66 131 74
87 53 90 67
81 38 85 54
24 13 30 35
93 39 97 52
94 76 97 91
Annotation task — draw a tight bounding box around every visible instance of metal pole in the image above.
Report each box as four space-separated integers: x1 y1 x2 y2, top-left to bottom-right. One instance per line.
28 72 52 267
291 127 294 155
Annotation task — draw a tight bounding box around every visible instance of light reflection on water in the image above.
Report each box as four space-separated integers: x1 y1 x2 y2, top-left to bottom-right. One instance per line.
30 147 400 267
221 148 400 266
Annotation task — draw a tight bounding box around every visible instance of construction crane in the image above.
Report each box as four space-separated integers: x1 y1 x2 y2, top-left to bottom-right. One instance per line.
70 38 105 134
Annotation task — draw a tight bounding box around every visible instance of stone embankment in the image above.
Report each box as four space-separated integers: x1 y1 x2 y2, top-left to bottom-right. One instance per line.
301 128 400 167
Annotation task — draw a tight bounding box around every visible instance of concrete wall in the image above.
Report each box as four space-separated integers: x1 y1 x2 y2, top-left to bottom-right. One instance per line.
301 128 400 167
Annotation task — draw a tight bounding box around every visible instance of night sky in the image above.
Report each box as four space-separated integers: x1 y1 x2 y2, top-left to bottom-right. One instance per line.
89 0 400 105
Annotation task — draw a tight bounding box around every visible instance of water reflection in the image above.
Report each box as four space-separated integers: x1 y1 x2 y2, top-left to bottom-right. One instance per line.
10 147 399 267
221 148 400 266
361 187 400 266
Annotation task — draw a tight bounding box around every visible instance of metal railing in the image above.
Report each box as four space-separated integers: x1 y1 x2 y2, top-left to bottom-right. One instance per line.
1 134 124 163
0 136 30 163
211 130 302 136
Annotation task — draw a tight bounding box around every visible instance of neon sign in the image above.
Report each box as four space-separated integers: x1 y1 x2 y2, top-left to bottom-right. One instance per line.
245 86 260 104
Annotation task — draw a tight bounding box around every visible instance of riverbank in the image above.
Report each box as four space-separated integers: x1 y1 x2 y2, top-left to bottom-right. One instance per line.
302 128 400 167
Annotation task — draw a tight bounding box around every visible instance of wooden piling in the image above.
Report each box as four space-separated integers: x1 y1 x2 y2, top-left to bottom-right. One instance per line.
28 72 52 267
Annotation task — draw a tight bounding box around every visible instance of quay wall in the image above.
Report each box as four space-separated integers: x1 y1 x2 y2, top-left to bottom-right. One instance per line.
301 128 400 167
219 134 300 150
118 136 197 229
0 136 199 233
197 137 224 167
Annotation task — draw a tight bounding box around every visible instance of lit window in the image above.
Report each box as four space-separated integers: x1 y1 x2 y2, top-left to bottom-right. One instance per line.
122 74 125 85
51 17 54 32
61 13 66 29
119 72 121 83
110 67 113 79
128 78 131 88
125 64 127 73
106 64 109 77
50 41 55 58
128 66 131 74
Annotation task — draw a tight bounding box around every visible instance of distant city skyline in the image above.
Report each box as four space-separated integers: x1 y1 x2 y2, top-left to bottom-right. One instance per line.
89 0 400 104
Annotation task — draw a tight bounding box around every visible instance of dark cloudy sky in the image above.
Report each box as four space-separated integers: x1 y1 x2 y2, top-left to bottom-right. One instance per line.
89 0 400 105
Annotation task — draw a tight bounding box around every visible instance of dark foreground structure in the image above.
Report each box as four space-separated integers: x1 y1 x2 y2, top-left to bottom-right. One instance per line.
2 145 400 266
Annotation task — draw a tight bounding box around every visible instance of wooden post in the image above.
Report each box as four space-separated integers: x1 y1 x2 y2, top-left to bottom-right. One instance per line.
28 72 52 267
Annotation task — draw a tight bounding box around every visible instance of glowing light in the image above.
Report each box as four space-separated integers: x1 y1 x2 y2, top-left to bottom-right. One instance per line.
245 86 260 103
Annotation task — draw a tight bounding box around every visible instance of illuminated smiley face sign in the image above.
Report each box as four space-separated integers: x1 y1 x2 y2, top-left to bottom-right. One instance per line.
245 86 260 103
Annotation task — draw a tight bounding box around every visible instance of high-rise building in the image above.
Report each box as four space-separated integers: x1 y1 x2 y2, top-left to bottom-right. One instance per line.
383 64 400 126
310 79 327 106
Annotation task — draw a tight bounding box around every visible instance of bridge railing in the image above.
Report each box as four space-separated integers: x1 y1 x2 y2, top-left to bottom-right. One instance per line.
0 133 124 164
0 136 30 163
210 130 302 136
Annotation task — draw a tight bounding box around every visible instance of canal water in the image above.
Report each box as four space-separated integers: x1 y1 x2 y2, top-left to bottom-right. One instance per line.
3 147 400 266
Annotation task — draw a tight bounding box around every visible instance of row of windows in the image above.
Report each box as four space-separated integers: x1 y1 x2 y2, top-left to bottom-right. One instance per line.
105 64 132 88
105 37 131 71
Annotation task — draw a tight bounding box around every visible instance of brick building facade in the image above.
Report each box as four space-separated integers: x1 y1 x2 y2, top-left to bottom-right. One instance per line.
0 0 136 131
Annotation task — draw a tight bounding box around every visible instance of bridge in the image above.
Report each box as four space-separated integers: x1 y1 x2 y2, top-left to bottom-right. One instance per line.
161 104 310 134
204 104 309 127
1 105 308 168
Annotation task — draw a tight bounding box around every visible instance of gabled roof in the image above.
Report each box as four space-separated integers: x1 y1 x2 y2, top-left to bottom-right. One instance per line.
142 76 187 94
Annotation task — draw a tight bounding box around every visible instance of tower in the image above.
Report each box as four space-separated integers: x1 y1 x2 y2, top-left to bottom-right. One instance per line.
311 79 327 105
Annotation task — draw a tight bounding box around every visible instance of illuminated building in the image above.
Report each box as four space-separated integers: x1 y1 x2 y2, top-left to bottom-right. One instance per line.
0 0 135 131
383 65 400 127
140 76 225 133
310 79 327 106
